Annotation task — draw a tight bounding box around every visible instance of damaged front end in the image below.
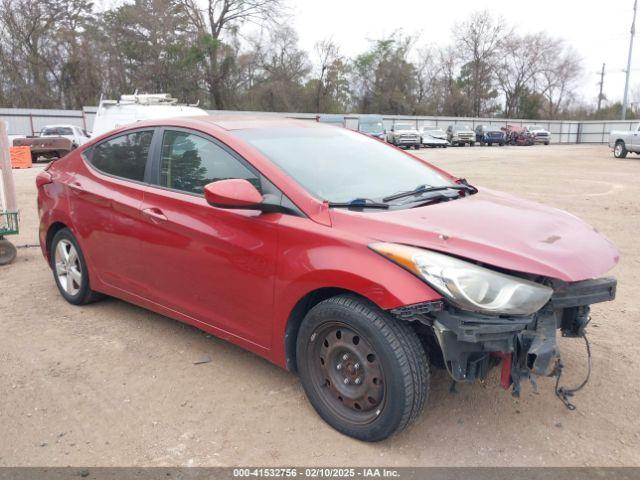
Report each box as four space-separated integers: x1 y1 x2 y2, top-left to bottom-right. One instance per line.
391 277 617 407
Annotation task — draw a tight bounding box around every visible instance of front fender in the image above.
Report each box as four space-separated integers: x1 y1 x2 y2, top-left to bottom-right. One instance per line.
269 216 441 367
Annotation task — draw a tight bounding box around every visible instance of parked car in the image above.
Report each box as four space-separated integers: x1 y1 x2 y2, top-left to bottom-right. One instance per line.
386 122 421 149
525 125 551 145
317 114 346 128
37 116 618 442
474 125 505 146
420 126 449 148
446 124 475 146
13 125 90 162
91 93 208 138
608 123 640 158
357 115 386 141
502 125 535 146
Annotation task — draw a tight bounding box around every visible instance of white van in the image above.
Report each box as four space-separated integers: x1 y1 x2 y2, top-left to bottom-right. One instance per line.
91 93 208 138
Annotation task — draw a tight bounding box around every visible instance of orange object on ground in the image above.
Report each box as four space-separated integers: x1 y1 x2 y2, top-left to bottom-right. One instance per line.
9 146 32 169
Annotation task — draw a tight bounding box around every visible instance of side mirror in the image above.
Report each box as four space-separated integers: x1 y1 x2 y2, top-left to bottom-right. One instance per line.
204 179 263 209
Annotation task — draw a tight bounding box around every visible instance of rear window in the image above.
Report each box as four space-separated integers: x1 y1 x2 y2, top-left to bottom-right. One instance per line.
89 130 154 182
42 127 73 136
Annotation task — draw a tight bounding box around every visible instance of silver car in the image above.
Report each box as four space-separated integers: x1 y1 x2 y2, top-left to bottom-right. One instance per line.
525 125 551 145
420 127 449 148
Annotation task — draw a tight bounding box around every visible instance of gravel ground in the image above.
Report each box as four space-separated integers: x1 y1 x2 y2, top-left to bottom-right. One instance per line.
0 144 639 467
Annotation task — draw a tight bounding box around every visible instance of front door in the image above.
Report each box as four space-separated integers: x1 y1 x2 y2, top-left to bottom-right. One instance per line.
137 128 279 348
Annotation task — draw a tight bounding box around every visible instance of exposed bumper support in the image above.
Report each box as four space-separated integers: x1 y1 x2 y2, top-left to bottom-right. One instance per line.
391 276 617 399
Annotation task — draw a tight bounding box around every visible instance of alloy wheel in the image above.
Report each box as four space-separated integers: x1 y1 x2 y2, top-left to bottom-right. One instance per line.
54 239 82 296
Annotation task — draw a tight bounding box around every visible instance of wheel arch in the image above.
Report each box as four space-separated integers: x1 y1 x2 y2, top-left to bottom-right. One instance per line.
45 221 69 262
284 287 366 372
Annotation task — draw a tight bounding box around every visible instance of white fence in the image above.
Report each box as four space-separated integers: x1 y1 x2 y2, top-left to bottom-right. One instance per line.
0 106 635 144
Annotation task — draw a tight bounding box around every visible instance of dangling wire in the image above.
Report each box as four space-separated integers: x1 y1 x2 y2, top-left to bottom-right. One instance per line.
555 333 592 410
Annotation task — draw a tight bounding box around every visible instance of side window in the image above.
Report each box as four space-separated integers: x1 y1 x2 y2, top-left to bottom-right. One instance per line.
159 130 260 195
89 130 153 182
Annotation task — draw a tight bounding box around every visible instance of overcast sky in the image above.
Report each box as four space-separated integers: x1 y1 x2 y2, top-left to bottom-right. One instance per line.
289 0 638 106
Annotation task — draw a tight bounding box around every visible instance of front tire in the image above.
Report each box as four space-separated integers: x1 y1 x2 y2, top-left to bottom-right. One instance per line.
50 228 103 305
614 141 628 158
296 295 429 442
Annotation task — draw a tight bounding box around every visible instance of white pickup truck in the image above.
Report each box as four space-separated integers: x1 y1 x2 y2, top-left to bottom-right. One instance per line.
609 124 640 158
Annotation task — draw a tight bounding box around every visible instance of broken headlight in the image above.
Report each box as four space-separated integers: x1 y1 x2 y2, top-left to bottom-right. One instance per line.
371 243 553 316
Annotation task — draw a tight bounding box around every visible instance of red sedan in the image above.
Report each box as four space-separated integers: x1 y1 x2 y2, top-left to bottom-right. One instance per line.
36 116 618 441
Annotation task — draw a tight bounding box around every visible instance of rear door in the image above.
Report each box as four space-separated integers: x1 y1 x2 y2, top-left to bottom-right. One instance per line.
136 128 280 347
70 128 156 294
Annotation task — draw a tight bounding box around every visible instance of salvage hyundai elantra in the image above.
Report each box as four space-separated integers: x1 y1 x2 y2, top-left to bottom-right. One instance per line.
36 116 618 441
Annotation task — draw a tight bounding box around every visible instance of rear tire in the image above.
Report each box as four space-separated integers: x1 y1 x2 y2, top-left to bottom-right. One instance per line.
296 295 429 442
614 141 628 158
50 228 103 305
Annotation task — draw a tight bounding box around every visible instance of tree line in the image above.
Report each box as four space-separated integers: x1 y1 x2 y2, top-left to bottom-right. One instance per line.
0 0 630 119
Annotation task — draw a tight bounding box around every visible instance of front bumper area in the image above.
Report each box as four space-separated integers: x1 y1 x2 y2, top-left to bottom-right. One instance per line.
391 277 617 396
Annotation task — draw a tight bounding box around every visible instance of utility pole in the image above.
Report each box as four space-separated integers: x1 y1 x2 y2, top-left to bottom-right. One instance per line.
622 0 638 120
598 63 606 112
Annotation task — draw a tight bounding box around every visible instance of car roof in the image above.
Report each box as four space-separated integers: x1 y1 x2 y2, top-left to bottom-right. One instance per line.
126 115 320 132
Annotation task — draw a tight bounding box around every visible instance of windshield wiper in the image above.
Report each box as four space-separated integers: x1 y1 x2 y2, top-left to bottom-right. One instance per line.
328 198 390 209
382 181 476 203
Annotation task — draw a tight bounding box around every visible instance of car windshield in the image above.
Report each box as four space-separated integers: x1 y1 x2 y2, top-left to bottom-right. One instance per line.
359 121 384 134
453 125 471 132
233 127 454 203
394 123 414 130
42 127 73 135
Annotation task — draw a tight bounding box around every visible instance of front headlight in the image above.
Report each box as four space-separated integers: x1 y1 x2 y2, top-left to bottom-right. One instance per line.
370 243 553 316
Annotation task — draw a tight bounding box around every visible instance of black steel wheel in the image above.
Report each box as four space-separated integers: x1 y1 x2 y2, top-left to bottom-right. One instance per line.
296 295 429 442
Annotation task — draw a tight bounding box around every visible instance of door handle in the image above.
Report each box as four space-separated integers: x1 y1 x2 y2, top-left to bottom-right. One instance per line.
142 207 168 223
68 181 84 193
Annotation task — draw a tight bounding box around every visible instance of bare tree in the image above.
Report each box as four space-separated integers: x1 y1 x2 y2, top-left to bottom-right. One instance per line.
414 46 438 114
454 10 506 116
180 0 286 109
0 0 94 108
537 43 582 118
495 32 552 117
313 39 341 112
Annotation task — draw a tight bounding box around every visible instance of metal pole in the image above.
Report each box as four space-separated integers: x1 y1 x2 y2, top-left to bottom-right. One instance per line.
0 121 17 212
622 0 638 120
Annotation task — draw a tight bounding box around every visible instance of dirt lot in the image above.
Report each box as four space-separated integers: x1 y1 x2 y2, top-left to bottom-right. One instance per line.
1 144 639 467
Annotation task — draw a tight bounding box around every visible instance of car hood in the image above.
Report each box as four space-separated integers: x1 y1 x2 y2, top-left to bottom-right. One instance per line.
395 129 419 134
329 188 618 282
